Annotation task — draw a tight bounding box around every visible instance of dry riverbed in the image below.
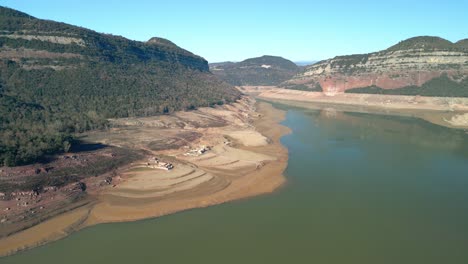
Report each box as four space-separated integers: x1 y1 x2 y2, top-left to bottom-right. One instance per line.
0 97 290 256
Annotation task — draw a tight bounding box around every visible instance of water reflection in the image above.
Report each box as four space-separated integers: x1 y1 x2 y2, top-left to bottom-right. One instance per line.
294 106 468 155
4 103 468 264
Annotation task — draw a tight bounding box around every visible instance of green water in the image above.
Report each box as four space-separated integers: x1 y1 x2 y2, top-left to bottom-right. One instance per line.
4 104 468 264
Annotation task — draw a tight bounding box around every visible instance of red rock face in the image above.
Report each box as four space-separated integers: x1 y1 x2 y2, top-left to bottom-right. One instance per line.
286 48 468 95
315 71 462 94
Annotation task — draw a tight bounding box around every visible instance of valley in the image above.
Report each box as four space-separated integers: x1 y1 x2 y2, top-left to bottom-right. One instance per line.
1 4 468 263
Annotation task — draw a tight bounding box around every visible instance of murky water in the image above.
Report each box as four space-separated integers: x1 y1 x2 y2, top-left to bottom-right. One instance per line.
4 104 468 264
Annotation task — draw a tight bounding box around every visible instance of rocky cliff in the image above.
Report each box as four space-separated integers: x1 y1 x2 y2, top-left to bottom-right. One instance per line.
284 36 468 96
0 9 210 72
0 6 240 166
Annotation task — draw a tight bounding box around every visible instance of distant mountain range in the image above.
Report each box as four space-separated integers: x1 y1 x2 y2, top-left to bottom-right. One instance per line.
294 61 318 66
284 36 468 97
209 55 300 86
0 6 240 166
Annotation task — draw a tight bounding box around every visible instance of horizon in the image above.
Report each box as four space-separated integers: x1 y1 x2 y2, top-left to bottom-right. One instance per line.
1 0 467 63
2 1 468 261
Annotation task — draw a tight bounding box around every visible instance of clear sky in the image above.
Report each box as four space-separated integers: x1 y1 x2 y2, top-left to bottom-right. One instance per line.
1 0 467 62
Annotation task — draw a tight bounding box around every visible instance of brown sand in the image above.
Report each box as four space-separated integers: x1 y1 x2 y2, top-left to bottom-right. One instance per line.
241 86 468 129
0 206 92 255
0 99 290 256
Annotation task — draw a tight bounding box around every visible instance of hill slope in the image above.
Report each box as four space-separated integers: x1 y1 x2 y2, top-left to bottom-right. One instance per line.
0 7 240 166
456 39 468 50
285 36 468 96
210 55 299 86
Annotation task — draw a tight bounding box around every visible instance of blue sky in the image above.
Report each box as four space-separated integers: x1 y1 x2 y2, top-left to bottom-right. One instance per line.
2 0 467 62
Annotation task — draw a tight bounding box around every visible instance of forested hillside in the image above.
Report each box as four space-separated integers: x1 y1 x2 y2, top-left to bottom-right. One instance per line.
0 7 240 166
210 55 299 86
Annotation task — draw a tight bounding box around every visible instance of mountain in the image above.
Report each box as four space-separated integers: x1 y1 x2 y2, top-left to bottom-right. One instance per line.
0 6 240 166
386 36 455 51
294 60 318 66
284 36 468 96
210 55 300 86
456 39 468 50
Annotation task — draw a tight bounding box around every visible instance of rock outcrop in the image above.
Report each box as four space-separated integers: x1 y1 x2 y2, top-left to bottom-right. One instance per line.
0 6 241 167
0 7 211 72
285 36 468 96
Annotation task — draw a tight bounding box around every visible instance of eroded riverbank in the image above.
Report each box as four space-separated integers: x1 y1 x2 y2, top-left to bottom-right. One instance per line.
4 101 468 264
240 86 468 129
0 98 290 256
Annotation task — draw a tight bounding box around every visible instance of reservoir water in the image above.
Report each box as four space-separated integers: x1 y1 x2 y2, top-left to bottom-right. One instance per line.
4 104 468 264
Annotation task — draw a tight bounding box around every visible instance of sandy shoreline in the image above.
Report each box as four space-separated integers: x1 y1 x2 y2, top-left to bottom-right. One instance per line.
0 98 290 257
241 86 468 129
5 86 466 257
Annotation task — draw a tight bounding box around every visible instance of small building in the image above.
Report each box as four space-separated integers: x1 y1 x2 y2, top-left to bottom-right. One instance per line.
184 145 211 156
147 157 174 170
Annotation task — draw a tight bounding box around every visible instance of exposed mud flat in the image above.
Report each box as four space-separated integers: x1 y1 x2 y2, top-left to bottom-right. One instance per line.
0 145 143 240
0 97 290 256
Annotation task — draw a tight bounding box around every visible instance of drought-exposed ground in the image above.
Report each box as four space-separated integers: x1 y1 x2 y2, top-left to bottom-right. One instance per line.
0 6 241 167
2 85 467 258
0 97 289 256
240 86 468 129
